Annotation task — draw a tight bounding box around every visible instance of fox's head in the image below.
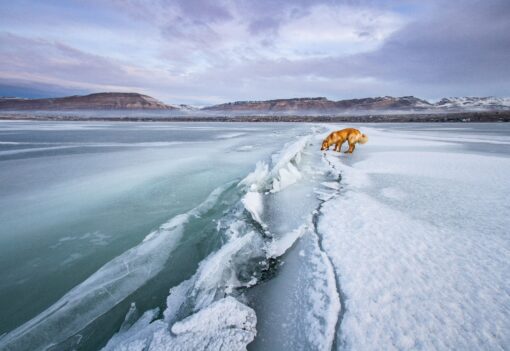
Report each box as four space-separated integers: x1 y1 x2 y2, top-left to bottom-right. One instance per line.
358 134 368 144
320 140 329 151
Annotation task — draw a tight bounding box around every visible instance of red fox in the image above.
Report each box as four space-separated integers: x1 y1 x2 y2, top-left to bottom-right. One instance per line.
321 128 368 154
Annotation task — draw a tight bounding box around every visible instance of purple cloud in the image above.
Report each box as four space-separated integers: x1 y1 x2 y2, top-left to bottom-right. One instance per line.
0 0 508 104
0 33 131 86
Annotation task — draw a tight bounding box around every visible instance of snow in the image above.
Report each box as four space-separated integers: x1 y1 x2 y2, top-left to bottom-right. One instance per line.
170 296 256 335
166 297 257 351
437 96 510 110
318 125 510 350
103 297 256 351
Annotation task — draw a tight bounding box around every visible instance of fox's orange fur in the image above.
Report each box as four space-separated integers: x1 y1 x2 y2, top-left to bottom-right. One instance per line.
321 128 368 153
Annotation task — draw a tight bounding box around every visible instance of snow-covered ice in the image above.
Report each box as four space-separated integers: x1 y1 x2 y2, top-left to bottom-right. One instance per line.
319 126 510 350
102 297 257 351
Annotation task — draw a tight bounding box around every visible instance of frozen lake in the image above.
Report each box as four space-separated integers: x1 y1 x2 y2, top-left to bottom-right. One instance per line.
0 121 509 350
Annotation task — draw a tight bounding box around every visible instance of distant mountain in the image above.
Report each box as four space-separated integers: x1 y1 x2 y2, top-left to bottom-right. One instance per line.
0 92 176 110
335 96 432 110
2 92 509 114
203 97 338 112
203 95 510 114
435 97 510 110
177 104 200 111
203 96 433 113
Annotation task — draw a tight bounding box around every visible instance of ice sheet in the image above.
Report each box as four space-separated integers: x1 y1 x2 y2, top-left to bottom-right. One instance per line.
4 122 509 350
0 184 229 351
242 191 265 226
98 130 336 351
247 133 342 351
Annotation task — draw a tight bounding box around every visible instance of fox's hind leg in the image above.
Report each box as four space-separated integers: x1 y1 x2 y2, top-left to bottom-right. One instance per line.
345 142 355 153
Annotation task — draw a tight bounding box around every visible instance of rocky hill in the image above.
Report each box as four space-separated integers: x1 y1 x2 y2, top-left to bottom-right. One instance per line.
0 92 175 110
203 95 510 114
335 96 432 110
204 96 434 113
203 97 338 112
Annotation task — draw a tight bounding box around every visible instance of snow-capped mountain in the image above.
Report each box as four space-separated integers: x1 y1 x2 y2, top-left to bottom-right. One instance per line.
435 97 510 110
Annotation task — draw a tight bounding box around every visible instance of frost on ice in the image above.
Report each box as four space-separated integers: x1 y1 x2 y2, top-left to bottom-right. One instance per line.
103 297 256 351
318 126 510 350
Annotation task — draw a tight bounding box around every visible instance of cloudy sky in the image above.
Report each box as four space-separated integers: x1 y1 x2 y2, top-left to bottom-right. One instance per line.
0 0 509 105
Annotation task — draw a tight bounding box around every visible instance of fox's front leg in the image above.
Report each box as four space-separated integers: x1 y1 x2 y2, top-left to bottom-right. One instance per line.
335 141 344 152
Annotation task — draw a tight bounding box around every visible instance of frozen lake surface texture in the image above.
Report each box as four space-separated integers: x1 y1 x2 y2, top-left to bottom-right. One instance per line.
0 121 509 351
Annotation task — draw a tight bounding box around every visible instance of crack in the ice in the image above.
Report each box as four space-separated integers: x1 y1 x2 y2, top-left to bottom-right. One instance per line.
311 153 348 351
103 287 116 300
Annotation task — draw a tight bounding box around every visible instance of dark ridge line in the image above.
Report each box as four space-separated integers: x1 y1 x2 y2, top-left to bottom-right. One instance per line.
1 110 510 123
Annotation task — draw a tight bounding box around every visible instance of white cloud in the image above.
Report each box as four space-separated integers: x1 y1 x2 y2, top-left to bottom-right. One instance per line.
276 5 406 58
